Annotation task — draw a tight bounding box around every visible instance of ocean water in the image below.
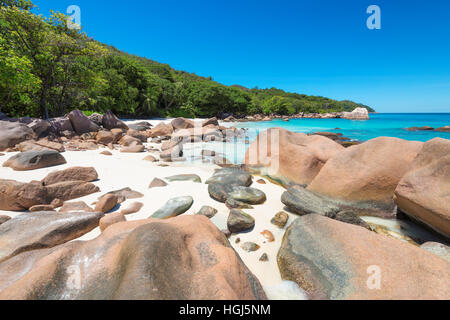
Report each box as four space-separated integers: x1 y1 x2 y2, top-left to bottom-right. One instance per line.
231 113 450 142
184 113 450 164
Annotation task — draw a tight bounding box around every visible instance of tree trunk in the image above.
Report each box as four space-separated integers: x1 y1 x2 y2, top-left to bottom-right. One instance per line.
40 86 49 120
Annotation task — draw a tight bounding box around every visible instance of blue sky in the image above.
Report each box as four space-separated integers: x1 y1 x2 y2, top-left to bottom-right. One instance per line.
33 0 450 113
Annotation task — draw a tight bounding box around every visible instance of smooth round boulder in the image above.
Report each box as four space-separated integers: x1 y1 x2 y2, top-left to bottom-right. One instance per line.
120 202 144 215
227 209 255 233
0 216 266 300
196 206 218 218
0 120 34 151
96 130 114 145
341 107 370 120
0 179 49 211
3 150 67 171
202 117 219 127
33 139 65 152
171 117 195 130
110 128 125 142
244 128 344 186
42 167 98 186
206 168 253 187
225 198 254 209
143 155 157 162
45 181 100 202
151 196 194 219
436 126 450 132
208 183 265 205
126 129 148 142
261 230 275 242
102 110 129 130
241 242 260 252
307 137 423 217
278 214 450 300
281 186 340 216
227 186 266 205
59 201 94 213
149 122 173 138
160 144 183 161
102 188 143 204
119 135 141 147
48 117 74 135
271 211 289 228
27 119 51 136
165 174 201 183
120 143 145 153
149 178 168 189
0 211 103 264
128 121 152 131
99 212 126 232
208 183 235 203
394 138 450 238
95 194 119 213
68 110 100 135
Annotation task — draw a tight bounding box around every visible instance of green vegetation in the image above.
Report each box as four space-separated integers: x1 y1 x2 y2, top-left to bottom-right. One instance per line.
0 0 374 119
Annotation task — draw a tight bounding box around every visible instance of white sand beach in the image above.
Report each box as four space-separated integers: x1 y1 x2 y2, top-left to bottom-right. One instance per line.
0 118 308 300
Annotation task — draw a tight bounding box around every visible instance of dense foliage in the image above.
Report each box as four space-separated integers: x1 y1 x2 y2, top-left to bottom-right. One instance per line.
0 0 374 119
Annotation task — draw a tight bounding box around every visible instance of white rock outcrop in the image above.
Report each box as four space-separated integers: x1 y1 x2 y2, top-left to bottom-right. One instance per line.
342 107 370 120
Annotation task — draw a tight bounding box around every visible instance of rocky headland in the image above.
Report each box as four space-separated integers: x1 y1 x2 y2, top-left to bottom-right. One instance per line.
222 107 371 122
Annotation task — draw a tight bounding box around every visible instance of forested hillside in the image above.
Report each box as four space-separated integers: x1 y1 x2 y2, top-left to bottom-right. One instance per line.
0 0 374 119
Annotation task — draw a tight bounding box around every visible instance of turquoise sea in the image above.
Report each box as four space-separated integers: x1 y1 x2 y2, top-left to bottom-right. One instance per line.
183 113 450 164
195 113 450 164
232 113 450 143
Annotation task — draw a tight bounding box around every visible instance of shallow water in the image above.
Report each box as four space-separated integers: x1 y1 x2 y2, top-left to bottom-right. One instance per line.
362 216 449 246
231 113 450 142
215 113 450 164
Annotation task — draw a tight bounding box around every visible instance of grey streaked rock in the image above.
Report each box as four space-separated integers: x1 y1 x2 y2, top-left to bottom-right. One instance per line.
227 209 255 233
0 211 103 263
206 168 253 187
151 196 194 219
165 174 201 183
3 150 66 171
196 206 218 218
281 186 340 216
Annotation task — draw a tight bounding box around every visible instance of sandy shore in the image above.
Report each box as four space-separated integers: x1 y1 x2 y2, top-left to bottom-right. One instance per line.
0 119 308 300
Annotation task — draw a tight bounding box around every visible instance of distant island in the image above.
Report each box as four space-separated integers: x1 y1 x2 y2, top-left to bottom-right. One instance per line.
0 0 374 120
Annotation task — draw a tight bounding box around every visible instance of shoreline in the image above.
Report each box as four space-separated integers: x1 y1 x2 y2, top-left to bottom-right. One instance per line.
0 113 449 300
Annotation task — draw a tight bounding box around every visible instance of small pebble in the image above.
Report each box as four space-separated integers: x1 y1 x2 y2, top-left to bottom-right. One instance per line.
261 230 275 242
241 242 260 252
259 253 269 262
271 211 289 229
